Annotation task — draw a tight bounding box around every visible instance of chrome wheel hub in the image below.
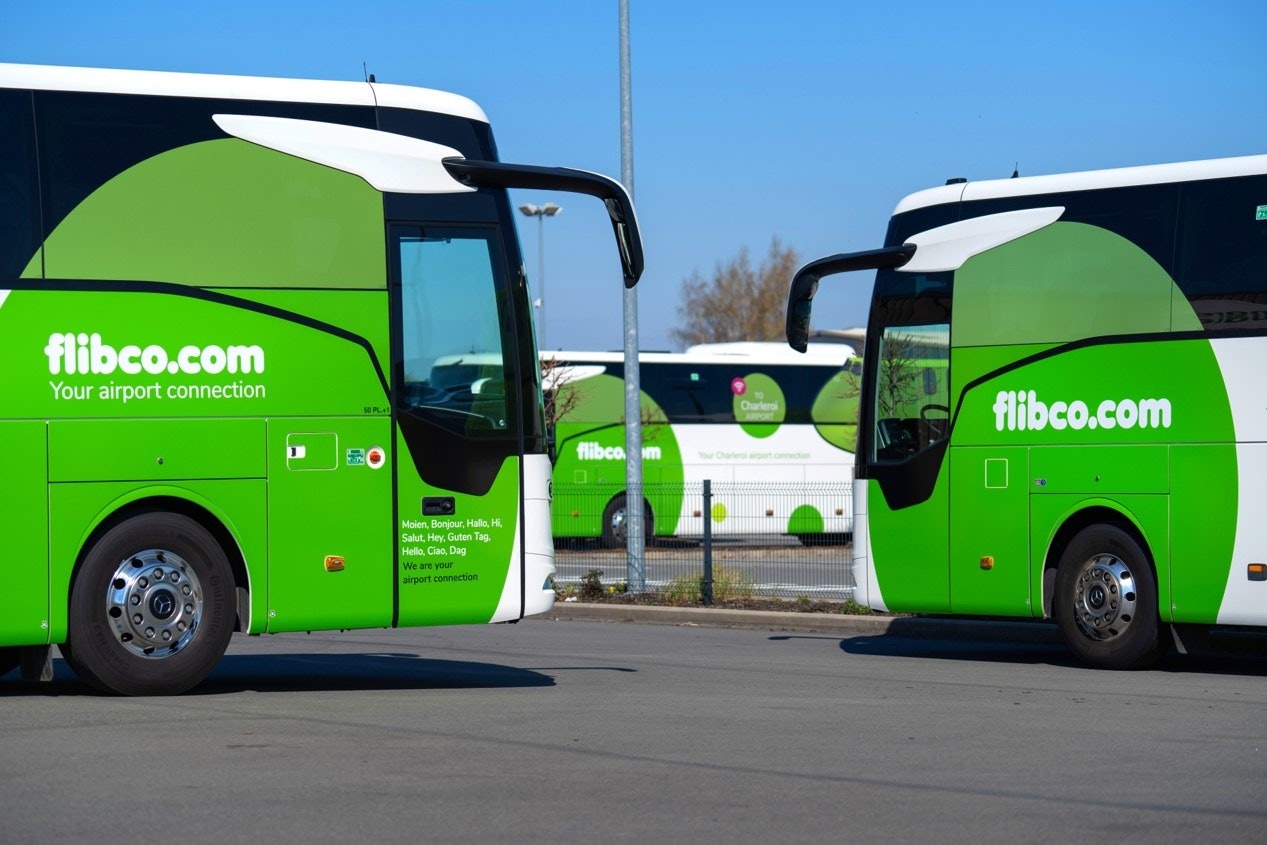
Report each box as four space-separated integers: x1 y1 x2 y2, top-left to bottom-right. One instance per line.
1071 553 1138 642
105 549 203 658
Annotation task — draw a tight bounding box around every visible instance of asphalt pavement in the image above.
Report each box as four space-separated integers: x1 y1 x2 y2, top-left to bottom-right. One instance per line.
539 600 1064 644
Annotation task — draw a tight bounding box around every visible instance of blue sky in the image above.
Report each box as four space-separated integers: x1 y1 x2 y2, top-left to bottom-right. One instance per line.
5 1 1266 352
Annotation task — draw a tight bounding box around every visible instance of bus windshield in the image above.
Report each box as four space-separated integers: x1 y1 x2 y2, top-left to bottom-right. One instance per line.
398 228 509 434
871 323 950 462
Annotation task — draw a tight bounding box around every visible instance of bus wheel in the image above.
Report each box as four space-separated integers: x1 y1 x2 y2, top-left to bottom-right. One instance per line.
601 494 653 549
795 533 851 547
1054 524 1160 669
62 512 235 695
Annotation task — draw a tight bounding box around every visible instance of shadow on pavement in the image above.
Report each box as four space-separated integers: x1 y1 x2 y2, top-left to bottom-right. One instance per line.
0 652 556 696
835 627 1267 676
199 652 557 694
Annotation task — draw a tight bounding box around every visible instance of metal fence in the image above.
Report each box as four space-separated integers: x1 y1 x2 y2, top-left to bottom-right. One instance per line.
553 481 854 601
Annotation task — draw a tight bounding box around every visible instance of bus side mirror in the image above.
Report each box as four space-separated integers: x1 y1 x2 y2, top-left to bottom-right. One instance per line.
784 244 918 353
785 271 819 353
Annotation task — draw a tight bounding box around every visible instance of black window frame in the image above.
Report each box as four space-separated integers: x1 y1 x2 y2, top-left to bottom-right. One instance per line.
0 88 41 280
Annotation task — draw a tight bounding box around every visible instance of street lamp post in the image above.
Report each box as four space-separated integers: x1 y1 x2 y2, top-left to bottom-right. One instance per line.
518 202 561 347
619 0 645 592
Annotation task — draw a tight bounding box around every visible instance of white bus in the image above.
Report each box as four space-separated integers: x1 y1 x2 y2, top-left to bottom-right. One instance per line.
545 342 858 546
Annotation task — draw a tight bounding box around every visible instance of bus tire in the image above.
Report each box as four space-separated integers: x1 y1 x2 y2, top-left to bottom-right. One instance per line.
795 533 851 547
601 494 653 549
62 512 235 695
1053 524 1160 670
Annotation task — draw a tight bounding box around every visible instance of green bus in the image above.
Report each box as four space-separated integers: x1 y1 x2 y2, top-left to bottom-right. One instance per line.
787 153 1267 668
0 62 642 694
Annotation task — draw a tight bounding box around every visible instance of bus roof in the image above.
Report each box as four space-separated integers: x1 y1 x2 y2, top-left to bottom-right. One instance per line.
544 342 856 367
894 152 1267 216
0 62 488 124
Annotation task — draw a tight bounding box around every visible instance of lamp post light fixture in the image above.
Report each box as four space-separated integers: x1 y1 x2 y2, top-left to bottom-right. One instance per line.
518 202 562 347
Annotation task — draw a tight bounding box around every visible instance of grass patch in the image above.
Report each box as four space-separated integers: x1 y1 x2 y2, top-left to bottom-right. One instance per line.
555 568 885 615
662 564 755 603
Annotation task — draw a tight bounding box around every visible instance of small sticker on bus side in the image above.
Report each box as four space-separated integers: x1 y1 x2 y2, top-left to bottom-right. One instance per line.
1257 205 1267 221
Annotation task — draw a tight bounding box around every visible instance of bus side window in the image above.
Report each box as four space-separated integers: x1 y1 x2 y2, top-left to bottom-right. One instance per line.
1178 174 1267 330
0 90 39 279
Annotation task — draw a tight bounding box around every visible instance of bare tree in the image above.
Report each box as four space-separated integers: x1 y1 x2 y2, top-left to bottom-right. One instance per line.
540 356 668 463
670 237 800 348
541 355 667 431
874 332 923 420
540 355 584 432
836 332 922 418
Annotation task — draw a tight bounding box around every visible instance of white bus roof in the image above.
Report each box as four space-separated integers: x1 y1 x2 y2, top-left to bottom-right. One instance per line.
894 153 1267 216
544 341 856 367
0 62 488 124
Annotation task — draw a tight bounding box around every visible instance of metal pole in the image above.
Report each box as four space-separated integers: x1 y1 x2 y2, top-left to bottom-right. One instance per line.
518 203 560 347
619 0 645 592
536 213 546 347
702 480 713 606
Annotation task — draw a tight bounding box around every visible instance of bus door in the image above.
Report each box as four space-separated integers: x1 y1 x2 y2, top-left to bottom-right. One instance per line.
389 224 528 627
862 320 952 613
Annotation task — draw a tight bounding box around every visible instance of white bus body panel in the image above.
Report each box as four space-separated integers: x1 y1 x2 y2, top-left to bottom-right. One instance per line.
669 424 853 536
900 207 1064 273
213 115 475 195
0 62 488 123
1211 338 1267 626
491 454 556 622
851 480 887 611
894 154 1267 215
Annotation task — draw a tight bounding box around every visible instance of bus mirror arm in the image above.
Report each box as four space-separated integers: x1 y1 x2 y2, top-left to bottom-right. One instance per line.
784 244 917 352
443 159 644 288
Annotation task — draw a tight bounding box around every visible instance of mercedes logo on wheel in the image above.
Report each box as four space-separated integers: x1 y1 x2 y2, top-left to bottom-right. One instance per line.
149 589 177 620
